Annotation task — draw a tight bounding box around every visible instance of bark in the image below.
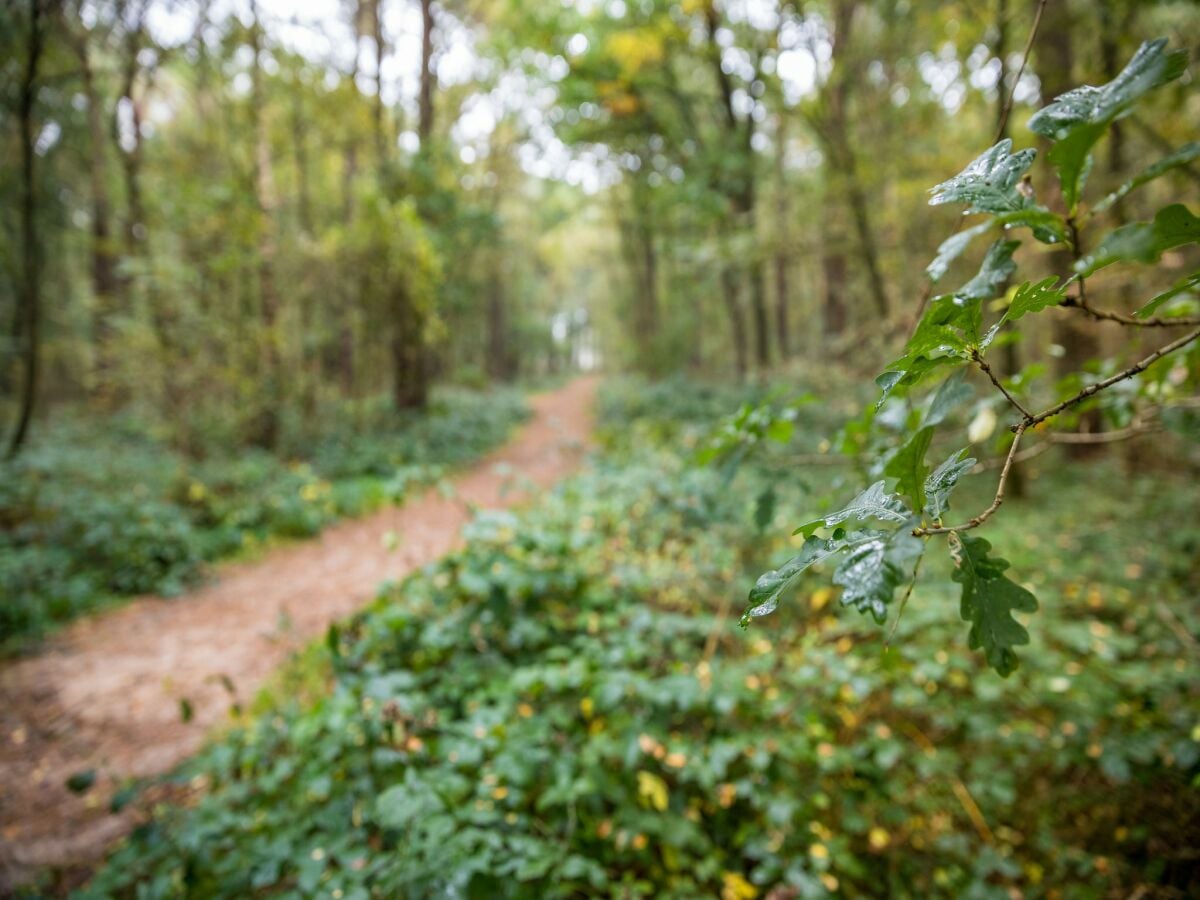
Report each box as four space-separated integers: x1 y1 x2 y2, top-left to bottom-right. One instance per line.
68 13 120 396
418 0 435 144
822 249 848 337
114 4 147 257
8 0 44 457
371 0 388 169
390 0 436 411
248 0 282 448
721 268 749 378
821 0 889 318
1039 0 1101 452
290 78 313 234
706 1 769 370
994 0 1024 496
773 118 791 360
486 263 512 380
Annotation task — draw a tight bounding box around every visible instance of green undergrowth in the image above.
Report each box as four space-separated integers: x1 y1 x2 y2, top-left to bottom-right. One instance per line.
77 378 1198 898
0 387 528 650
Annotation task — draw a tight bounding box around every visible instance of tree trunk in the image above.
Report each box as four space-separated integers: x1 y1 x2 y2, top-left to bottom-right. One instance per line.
486 253 512 380
773 118 791 360
418 0 435 145
390 0 436 411
721 268 748 378
7 0 44 458
822 248 848 337
248 0 282 448
821 0 889 318
994 0 1024 496
72 22 120 399
371 0 388 170
1039 0 1101 451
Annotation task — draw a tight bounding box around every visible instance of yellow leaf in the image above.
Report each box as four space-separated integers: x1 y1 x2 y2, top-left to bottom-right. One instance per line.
721 871 758 900
636 770 669 812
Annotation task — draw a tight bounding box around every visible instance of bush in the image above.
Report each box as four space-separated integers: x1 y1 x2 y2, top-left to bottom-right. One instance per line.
82 381 1198 898
0 388 528 648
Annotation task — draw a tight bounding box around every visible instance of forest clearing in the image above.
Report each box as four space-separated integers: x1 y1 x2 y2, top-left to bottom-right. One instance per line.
1 0 1198 897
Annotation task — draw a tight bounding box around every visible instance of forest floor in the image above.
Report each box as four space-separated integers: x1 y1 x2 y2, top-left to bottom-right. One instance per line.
0 376 597 891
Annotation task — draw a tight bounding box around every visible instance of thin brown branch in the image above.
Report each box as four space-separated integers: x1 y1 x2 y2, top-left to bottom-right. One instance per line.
993 0 1047 145
913 424 1026 536
1061 295 1200 328
1019 328 1200 430
973 350 1032 418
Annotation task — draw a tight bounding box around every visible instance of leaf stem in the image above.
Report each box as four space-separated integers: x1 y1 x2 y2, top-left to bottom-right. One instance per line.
972 350 1032 418
913 424 1026 536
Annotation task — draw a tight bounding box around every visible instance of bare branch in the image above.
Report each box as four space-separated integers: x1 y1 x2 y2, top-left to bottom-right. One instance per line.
1018 328 1200 430
1061 294 1200 328
913 424 1026 536
973 350 1032 418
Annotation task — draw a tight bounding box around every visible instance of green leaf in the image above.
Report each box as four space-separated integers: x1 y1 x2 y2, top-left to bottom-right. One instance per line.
744 529 888 621
1029 39 1188 210
833 528 924 624
1093 142 1200 214
377 774 447 830
957 239 1020 303
993 206 1069 245
926 222 992 282
949 534 1038 676
66 769 97 794
1135 270 1200 318
754 486 777 531
795 481 911 538
923 449 976 520
923 370 974 427
980 277 1067 349
1074 204 1200 277
884 426 933 513
928 140 1036 214
1002 277 1066 323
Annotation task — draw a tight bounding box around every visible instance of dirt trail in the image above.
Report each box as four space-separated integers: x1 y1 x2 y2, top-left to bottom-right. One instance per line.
0 377 597 890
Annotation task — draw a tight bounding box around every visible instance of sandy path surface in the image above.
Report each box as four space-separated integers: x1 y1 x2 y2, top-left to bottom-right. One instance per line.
0 377 597 891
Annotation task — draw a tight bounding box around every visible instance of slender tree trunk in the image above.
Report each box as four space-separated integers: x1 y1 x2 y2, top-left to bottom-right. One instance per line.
720 268 748 378
1039 0 1101 450
249 0 282 448
418 0 435 146
486 259 510 380
822 248 848 337
391 0 436 411
773 117 791 360
994 0 1024 496
8 0 44 457
817 0 890 319
71 23 120 398
371 0 388 170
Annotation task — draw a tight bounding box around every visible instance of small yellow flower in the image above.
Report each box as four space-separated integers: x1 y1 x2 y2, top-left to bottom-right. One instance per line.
810 842 829 860
868 827 890 850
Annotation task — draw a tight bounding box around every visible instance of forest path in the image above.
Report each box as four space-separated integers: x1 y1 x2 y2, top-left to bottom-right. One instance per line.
0 376 598 891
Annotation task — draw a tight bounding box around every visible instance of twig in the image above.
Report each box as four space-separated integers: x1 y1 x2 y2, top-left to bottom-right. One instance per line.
886 551 924 645
1019 328 1200 430
973 350 1032 418
913 424 1026 536
993 0 1047 145
1061 295 1200 328
897 720 995 845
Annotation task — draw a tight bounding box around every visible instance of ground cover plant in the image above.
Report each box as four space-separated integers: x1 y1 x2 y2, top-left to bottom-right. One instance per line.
0 387 527 648
76 379 1199 899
